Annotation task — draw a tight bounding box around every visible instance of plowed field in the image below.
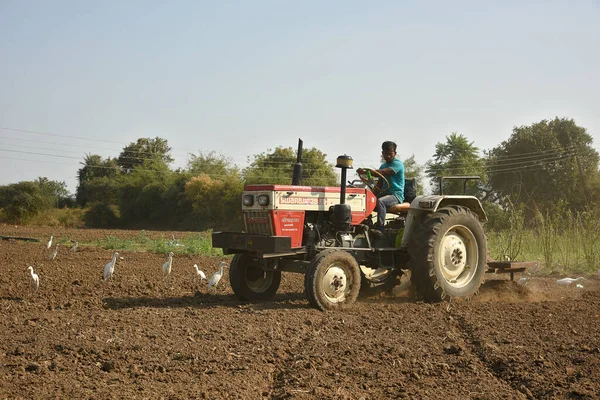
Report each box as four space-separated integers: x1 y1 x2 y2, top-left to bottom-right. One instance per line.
1 226 599 399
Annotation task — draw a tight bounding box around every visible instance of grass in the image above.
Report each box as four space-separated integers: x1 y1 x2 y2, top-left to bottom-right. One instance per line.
487 206 600 276
11 203 600 274
90 230 223 256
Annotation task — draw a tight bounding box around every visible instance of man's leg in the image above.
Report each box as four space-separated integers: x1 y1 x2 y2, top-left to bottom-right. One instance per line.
376 194 400 228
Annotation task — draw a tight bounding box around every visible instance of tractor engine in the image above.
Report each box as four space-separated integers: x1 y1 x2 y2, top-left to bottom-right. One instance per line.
240 184 377 249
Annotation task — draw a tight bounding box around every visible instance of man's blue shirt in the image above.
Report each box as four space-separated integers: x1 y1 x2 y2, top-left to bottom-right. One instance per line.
380 158 405 202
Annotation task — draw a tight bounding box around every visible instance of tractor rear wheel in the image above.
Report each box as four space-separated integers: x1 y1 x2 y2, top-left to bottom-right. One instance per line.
409 206 487 302
304 249 361 311
229 253 281 301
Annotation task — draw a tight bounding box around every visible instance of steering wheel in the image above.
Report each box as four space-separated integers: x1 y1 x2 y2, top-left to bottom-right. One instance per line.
357 168 390 194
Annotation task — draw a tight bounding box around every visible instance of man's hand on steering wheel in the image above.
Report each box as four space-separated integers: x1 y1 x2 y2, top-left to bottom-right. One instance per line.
356 167 391 194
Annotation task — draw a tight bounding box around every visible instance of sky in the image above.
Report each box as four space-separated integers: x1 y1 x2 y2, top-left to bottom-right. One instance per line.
1 0 599 195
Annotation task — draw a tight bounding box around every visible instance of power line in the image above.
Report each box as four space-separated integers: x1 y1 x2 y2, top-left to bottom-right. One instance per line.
0 126 125 144
427 145 579 170
0 138 346 167
2 126 594 185
426 151 579 175
1 142 583 180
0 148 81 160
0 126 369 166
0 155 81 167
0 126 310 161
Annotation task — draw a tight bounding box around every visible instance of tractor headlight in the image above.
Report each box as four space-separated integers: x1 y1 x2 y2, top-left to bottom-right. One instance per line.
243 195 254 206
257 194 270 206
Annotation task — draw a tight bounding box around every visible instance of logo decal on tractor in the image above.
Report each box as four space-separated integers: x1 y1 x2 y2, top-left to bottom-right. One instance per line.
280 197 326 205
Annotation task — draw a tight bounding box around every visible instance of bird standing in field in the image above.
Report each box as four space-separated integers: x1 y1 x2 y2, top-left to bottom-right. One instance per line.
49 244 59 260
207 262 228 290
518 277 528 285
162 252 174 278
46 235 53 249
193 264 207 281
69 241 79 252
556 277 585 286
103 252 119 281
28 266 40 292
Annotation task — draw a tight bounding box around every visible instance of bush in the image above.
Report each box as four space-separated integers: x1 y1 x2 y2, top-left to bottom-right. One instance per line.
26 208 85 228
184 174 244 231
84 202 120 228
0 181 52 223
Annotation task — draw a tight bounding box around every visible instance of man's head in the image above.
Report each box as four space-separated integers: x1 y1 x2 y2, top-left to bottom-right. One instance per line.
381 141 397 163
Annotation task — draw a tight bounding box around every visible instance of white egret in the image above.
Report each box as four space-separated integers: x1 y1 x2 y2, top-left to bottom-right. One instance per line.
167 234 183 247
518 277 528 285
556 277 585 286
69 241 78 252
28 266 40 292
49 244 59 260
207 262 228 290
162 252 174 278
193 264 207 281
103 252 119 280
46 235 53 249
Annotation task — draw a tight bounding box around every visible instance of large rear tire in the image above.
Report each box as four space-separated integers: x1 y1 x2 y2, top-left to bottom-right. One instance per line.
229 253 281 301
409 206 487 302
304 249 361 311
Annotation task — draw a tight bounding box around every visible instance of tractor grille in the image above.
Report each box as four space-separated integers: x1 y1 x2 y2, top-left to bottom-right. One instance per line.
244 211 273 236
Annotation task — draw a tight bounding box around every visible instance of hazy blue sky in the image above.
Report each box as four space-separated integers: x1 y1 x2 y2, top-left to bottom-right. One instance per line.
1 0 598 193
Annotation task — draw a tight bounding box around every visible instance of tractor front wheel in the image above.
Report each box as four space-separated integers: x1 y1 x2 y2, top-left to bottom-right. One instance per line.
229 253 281 301
409 206 487 302
304 249 361 311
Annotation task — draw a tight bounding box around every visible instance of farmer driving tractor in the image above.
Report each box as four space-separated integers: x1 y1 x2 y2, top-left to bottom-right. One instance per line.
356 140 405 236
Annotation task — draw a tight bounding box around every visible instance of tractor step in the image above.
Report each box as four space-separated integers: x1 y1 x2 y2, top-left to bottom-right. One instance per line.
487 261 538 281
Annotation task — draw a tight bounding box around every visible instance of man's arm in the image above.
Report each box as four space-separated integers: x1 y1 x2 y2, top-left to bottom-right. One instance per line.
376 167 396 177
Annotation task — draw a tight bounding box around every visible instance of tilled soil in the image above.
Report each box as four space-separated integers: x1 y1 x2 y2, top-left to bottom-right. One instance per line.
1 226 599 399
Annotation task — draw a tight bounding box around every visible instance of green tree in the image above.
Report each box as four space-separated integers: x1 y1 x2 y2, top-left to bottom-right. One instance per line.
80 176 122 206
117 137 173 173
76 153 120 206
0 181 51 223
185 173 245 231
243 147 338 186
486 118 600 212
402 154 426 194
426 133 486 196
35 177 73 208
117 163 182 228
187 151 240 178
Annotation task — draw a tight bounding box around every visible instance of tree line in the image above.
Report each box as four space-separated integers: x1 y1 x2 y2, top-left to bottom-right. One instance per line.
0 117 598 232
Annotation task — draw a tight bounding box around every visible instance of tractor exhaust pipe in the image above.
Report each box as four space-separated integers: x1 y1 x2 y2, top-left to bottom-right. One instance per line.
335 154 353 204
292 138 303 186
333 155 354 232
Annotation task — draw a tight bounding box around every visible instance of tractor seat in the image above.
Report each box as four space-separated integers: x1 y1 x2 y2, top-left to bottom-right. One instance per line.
387 202 411 214
385 178 417 215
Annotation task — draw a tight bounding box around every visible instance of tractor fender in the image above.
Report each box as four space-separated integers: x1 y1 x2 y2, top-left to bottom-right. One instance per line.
399 195 487 247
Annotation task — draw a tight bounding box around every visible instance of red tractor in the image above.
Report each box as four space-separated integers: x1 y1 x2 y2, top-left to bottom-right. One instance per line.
212 141 488 310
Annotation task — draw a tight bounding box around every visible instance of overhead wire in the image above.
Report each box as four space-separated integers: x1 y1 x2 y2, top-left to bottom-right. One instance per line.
0 140 582 181
0 126 375 167
1 126 592 185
